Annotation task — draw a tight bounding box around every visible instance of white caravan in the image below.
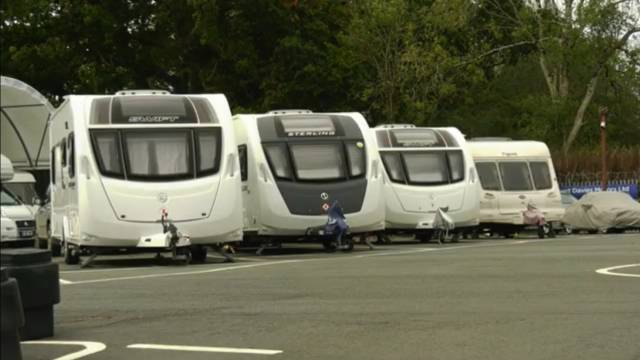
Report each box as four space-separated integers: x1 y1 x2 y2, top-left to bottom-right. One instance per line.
1 154 37 247
49 90 243 264
374 125 480 241
468 141 563 237
233 110 384 250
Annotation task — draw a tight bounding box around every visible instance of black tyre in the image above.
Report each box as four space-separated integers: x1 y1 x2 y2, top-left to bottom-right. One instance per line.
546 224 556 238
63 240 80 265
417 232 433 243
537 226 545 239
190 245 207 263
322 240 337 252
503 232 514 239
451 232 460 243
341 237 355 252
50 239 61 257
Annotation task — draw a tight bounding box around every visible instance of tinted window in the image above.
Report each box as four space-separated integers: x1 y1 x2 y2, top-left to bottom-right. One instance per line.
447 150 464 182
60 138 67 167
346 142 366 177
189 97 218 123
499 162 533 191
376 131 392 148
381 153 405 183
195 128 221 176
92 131 123 177
238 144 248 181
391 129 446 147
67 133 75 179
530 161 552 190
3 183 37 205
124 130 192 180
91 97 111 124
112 96 197 124
264 144 292 180
0 188 21 206
51 147 57 185
280 116 335 134
475 162 501 191
290 143 346 181
403 152 448 184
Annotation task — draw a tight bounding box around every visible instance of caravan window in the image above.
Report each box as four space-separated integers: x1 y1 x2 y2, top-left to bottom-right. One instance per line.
499 162 533 191
264 144 292 180
238 145 248 181
290 143 346 181
67 133 76 179
91 131 124 177
530 162 552 190
123 130 192 180
91 128 222 181
51 147 57 185
403 152 448 184
345 142 366 177
195 128 222 176
60 138 67 167
447 151 464 182
381 153 405 183
475 162 501 191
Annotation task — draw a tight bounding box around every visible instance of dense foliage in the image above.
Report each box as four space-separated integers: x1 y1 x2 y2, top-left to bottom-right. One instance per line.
1 0 638 153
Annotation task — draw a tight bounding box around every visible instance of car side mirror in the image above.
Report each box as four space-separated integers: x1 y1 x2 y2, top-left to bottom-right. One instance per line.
33 197 43 206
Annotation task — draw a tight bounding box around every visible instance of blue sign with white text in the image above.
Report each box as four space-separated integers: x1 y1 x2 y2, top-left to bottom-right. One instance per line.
560 182 639 200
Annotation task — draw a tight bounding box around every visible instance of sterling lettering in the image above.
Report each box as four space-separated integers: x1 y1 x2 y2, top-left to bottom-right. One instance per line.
128 115 180 123
287 130 336 137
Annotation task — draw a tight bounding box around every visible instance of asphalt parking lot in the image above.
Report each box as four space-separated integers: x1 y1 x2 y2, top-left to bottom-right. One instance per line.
22 233 640 360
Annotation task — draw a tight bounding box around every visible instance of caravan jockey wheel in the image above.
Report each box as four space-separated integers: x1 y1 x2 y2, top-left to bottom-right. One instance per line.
341 236 354 252
322 240 337 252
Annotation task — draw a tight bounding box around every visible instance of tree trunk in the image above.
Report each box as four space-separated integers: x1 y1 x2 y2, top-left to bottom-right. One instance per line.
562 73 599 155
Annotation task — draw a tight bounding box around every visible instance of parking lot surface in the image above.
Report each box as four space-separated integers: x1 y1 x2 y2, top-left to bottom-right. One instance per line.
23 233 640 360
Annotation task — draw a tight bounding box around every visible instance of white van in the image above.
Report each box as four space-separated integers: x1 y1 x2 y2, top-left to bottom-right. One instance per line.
49 90 243 264
233 110 385 250
4 171 40 213
468 141 564 237
374 125 480 241
1 154 37 247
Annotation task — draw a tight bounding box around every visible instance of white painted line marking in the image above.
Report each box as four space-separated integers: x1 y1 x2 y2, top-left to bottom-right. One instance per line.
66 260 303 285
62 237 564 286
595 263 640 278
22 341 106 360
59 278 73 285
127 343 282 355
60 266 153 274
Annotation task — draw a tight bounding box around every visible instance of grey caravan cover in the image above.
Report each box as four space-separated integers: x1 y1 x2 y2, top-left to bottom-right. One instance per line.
562 192 640 230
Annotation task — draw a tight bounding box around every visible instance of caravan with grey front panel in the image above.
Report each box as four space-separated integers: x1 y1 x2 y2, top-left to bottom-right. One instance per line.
374 125 481 242
233 110 385 251
49 90 243 264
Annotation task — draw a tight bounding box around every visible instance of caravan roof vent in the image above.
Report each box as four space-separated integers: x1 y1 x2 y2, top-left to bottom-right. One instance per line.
267 109 313 115
115 89 170 96
375 124 416 129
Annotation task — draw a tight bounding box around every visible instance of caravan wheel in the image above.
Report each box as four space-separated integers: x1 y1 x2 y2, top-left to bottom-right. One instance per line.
190 245 207 263
322 240 337 252
341 237 355 252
